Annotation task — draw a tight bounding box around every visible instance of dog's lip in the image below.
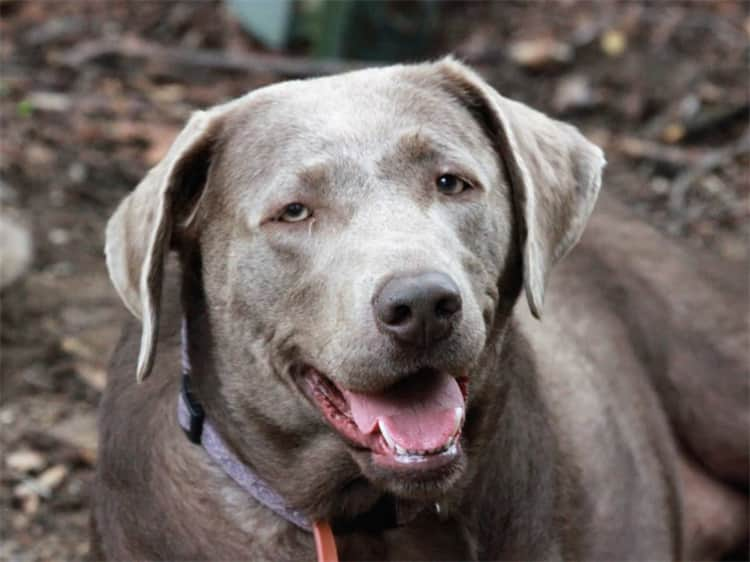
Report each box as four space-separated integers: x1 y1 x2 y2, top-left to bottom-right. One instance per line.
297 365 469 467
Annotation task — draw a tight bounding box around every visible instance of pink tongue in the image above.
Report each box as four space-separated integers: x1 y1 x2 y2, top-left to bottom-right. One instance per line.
342 371 463 452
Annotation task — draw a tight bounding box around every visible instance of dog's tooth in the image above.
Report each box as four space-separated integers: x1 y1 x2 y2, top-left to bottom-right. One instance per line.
395 444 408 456
454 407 464 434
378 420 396 450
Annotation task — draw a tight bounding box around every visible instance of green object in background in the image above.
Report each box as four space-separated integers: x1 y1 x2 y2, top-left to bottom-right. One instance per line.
17 99 33 118
225 0 294 50
226 0 440 62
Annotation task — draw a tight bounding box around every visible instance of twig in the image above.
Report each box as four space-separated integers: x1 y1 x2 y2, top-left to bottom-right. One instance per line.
616 136 700 170
56 36 374 79
681 103 750 143
668 129 750 212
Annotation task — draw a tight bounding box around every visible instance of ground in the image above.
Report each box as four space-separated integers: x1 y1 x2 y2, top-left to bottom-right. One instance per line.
0 2 747 560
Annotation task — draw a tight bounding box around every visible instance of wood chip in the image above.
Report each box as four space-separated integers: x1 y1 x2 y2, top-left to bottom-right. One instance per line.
20 493 40 515
508 37 573 69
6 449 46 473
36 464 69 494
75 362 107 392
14 464 68 500
48 413 98 464
61 336 96 362
0 212 33 290
661 123 686 144
600 29 627 57
554 75 595 113
27 91 72 113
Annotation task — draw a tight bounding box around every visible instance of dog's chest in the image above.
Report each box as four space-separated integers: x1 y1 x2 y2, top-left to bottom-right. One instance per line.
335 518 477 561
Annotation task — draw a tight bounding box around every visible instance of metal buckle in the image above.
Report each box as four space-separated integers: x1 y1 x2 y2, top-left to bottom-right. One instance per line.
181 373 205 444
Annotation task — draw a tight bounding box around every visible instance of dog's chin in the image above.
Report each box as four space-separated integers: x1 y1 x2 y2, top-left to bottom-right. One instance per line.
296 365 469 501
351 444 468 501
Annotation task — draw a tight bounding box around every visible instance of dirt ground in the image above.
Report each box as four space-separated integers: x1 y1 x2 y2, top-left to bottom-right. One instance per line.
1 2 747 561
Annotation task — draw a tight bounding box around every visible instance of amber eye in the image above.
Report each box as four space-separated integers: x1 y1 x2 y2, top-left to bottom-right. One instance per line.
436 174 470 195
278 203 312 223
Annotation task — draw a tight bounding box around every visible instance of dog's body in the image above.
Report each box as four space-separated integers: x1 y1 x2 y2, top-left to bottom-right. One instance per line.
93 60 748 561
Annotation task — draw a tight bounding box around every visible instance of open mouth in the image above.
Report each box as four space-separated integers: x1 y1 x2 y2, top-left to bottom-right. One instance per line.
300 366 468 471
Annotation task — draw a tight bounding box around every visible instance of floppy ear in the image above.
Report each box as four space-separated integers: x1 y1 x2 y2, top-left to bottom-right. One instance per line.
105 109 224 382
434 58 605 318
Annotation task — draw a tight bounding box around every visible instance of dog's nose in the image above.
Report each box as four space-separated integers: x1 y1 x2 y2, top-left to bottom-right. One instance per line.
373 271 462 347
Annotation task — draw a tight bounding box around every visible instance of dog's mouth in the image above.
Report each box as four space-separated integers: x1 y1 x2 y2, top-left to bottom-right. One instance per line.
300 366 468 471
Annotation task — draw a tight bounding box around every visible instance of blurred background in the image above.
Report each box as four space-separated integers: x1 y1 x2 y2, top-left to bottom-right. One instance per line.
0 1 747 559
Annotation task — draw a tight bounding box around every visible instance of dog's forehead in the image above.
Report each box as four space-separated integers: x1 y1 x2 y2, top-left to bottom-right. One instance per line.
252 67 444 128
220 66 490 169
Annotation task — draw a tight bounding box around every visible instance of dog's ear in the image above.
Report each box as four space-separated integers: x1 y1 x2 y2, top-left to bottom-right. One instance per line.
433 58 605 318
105 109 224 382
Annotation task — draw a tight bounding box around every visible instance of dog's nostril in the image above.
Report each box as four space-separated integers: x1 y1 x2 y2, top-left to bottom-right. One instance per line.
435 296 461 318
390 304 411 325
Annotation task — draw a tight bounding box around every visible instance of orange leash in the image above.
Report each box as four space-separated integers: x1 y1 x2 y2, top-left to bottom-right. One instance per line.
313 520 339 562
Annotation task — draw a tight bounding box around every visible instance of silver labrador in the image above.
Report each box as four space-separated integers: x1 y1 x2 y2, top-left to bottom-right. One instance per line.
93 59 748 561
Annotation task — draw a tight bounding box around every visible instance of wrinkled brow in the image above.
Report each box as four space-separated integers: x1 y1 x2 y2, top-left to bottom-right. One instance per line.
296 161 330 189
393 131 442 164
375 131 445 176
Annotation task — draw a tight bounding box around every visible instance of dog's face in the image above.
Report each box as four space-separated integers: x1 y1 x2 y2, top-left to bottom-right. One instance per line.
105 59 604 514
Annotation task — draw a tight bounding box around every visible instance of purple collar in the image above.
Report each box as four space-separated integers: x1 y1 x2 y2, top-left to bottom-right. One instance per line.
177 320 429 534
177 380 312 531
177 319 311 531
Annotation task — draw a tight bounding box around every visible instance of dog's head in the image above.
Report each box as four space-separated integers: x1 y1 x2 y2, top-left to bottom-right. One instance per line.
105 59 603 515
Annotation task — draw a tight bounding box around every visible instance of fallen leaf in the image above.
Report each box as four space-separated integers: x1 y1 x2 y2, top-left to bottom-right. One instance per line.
14 465 68 500
152 84 187 104
61 336 96 362
508 37 573 69
27 91 72 113
662 123 686 144
601 29 626 57
554 75 595 113
20 493 40 515
6 449 46 473
26 142 56 166
0 212 33 290
48 413 98 464
75 362 107 392
36 464 69 494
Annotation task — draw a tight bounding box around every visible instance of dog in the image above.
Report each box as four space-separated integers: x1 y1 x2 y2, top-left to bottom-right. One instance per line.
92 58 748 561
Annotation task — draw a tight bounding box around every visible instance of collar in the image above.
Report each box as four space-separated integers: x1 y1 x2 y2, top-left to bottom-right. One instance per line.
177 374 427 534
178 319 313 532
178 320 438 561
178 363 341 561
177 374 312 531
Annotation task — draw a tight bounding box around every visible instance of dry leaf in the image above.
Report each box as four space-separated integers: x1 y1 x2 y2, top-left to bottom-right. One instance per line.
20 493 40 515
36 464 69 494
6 449 46 473
61 336 96 362
554 75 595 113
601 29 626 57
508 37 573 69
662 123 686 144
49 413 98 465
75 362 107 392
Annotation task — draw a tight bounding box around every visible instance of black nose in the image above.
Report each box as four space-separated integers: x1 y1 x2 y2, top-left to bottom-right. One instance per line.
373 271 462 347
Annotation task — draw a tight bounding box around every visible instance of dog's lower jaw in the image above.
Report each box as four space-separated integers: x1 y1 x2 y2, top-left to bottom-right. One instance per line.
352 446 469 502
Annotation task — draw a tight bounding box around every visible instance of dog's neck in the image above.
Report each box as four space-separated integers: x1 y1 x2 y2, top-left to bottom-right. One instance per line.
177 373 313 530
178 319 431 535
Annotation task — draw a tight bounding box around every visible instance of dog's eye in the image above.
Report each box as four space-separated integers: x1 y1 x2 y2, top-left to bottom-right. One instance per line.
436 174 471 195
279 203 312 223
